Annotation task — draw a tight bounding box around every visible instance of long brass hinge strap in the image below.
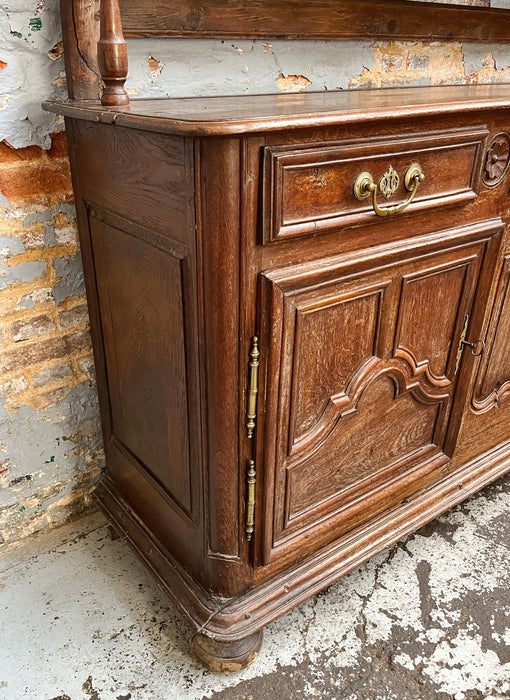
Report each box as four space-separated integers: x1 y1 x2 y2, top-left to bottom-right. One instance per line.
245 459 256 541
246 336 260 438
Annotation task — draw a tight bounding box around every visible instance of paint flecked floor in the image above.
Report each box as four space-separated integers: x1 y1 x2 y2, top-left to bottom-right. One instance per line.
1 474 509 700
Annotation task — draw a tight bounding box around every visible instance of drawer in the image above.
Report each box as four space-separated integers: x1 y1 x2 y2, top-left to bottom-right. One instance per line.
263 126 489 243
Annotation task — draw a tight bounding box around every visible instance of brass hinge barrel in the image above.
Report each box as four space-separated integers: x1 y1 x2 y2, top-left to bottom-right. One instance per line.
245 459 256 541
246 336 260 438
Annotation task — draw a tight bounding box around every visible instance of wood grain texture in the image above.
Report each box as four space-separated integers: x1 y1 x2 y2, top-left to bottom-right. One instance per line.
118 0 510 42
44 84 510 137
60 0 101 101
259 221 497 563
62 87 510 665
263 127 488 242
99 0 129 105
90 213 194 516
472 255 510 412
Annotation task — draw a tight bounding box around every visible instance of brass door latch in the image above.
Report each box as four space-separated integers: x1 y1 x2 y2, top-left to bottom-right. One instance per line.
455 315 485 374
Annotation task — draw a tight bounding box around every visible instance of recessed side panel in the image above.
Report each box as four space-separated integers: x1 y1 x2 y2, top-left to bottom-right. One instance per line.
89 208 198 521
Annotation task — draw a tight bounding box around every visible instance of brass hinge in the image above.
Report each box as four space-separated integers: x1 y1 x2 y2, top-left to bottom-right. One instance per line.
246 336 260 438
245 459 256 541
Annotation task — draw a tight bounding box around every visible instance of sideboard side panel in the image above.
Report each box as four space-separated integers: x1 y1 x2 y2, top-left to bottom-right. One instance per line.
66 119 206 577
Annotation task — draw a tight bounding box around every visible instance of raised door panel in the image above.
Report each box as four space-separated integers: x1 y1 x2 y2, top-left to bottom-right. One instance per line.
472 255 510 412
259 221 501 565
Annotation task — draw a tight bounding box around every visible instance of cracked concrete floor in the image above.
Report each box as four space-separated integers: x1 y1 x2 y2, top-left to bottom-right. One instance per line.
1 474 509 700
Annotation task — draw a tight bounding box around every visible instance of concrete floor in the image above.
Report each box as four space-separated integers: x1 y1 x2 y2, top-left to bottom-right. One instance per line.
1 475 509 700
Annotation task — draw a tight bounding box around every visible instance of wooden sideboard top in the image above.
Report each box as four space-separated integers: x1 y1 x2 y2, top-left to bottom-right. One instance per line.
45 84 510 136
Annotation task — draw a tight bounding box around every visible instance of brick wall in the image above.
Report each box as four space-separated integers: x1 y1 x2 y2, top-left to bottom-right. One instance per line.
0 133 104 545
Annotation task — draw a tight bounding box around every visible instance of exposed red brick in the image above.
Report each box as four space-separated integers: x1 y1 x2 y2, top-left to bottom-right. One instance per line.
20 224 45 249
47 41 64 62
47 132 69 161
59 303 89 330
0 162 73 204
277 73 311 92
8 314 56 342
0 330 91 375
32 361 73 388
0 140 46 165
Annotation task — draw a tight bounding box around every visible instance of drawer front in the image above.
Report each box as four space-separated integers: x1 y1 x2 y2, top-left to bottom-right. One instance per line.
257 219 502 566
263 126 488 243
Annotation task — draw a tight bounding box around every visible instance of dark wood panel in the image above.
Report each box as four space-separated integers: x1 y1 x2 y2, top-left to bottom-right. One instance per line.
119 0 510 42
61 81 510 668
90 213 196 517
71 121 191 239
60 0 101 101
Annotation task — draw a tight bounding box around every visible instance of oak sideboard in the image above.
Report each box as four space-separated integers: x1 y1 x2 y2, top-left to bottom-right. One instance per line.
46 83 510 670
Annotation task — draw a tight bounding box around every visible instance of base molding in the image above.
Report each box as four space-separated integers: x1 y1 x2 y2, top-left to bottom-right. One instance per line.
94 439 510 645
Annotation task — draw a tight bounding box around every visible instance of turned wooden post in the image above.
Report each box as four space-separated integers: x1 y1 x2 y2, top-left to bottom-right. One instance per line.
98 0 129 106
60 0 101 101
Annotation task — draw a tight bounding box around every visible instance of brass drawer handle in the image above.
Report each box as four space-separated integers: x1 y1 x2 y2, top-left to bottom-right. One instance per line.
354 163 425 217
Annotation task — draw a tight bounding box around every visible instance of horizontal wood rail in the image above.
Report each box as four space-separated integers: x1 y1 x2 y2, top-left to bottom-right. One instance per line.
119 0 510 42
62 0 510 105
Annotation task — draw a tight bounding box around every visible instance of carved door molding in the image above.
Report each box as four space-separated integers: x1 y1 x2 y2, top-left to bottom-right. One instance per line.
472 255 510 413
258 220 502 565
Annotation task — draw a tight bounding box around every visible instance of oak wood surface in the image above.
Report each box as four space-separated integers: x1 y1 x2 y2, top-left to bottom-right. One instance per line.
263 126 487 241
98 0 129 105
118 0 510 43
60 0 101 101
45 84 510 136
61 87 510 667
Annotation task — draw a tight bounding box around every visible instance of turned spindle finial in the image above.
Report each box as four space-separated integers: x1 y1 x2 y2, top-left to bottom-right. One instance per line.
98 0 129 106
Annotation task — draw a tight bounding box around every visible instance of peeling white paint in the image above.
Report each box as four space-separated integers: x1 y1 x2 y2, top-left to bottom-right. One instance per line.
0 476 509 699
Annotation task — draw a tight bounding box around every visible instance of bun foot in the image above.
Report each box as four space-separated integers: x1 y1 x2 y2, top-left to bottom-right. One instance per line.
191 630 263 673
107 524 120 541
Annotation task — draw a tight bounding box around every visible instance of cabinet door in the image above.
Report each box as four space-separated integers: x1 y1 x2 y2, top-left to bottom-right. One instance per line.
258 221 501 565
472 255 510 412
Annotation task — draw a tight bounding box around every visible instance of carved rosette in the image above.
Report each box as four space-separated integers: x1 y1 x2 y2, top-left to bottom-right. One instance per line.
483 133 510 188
